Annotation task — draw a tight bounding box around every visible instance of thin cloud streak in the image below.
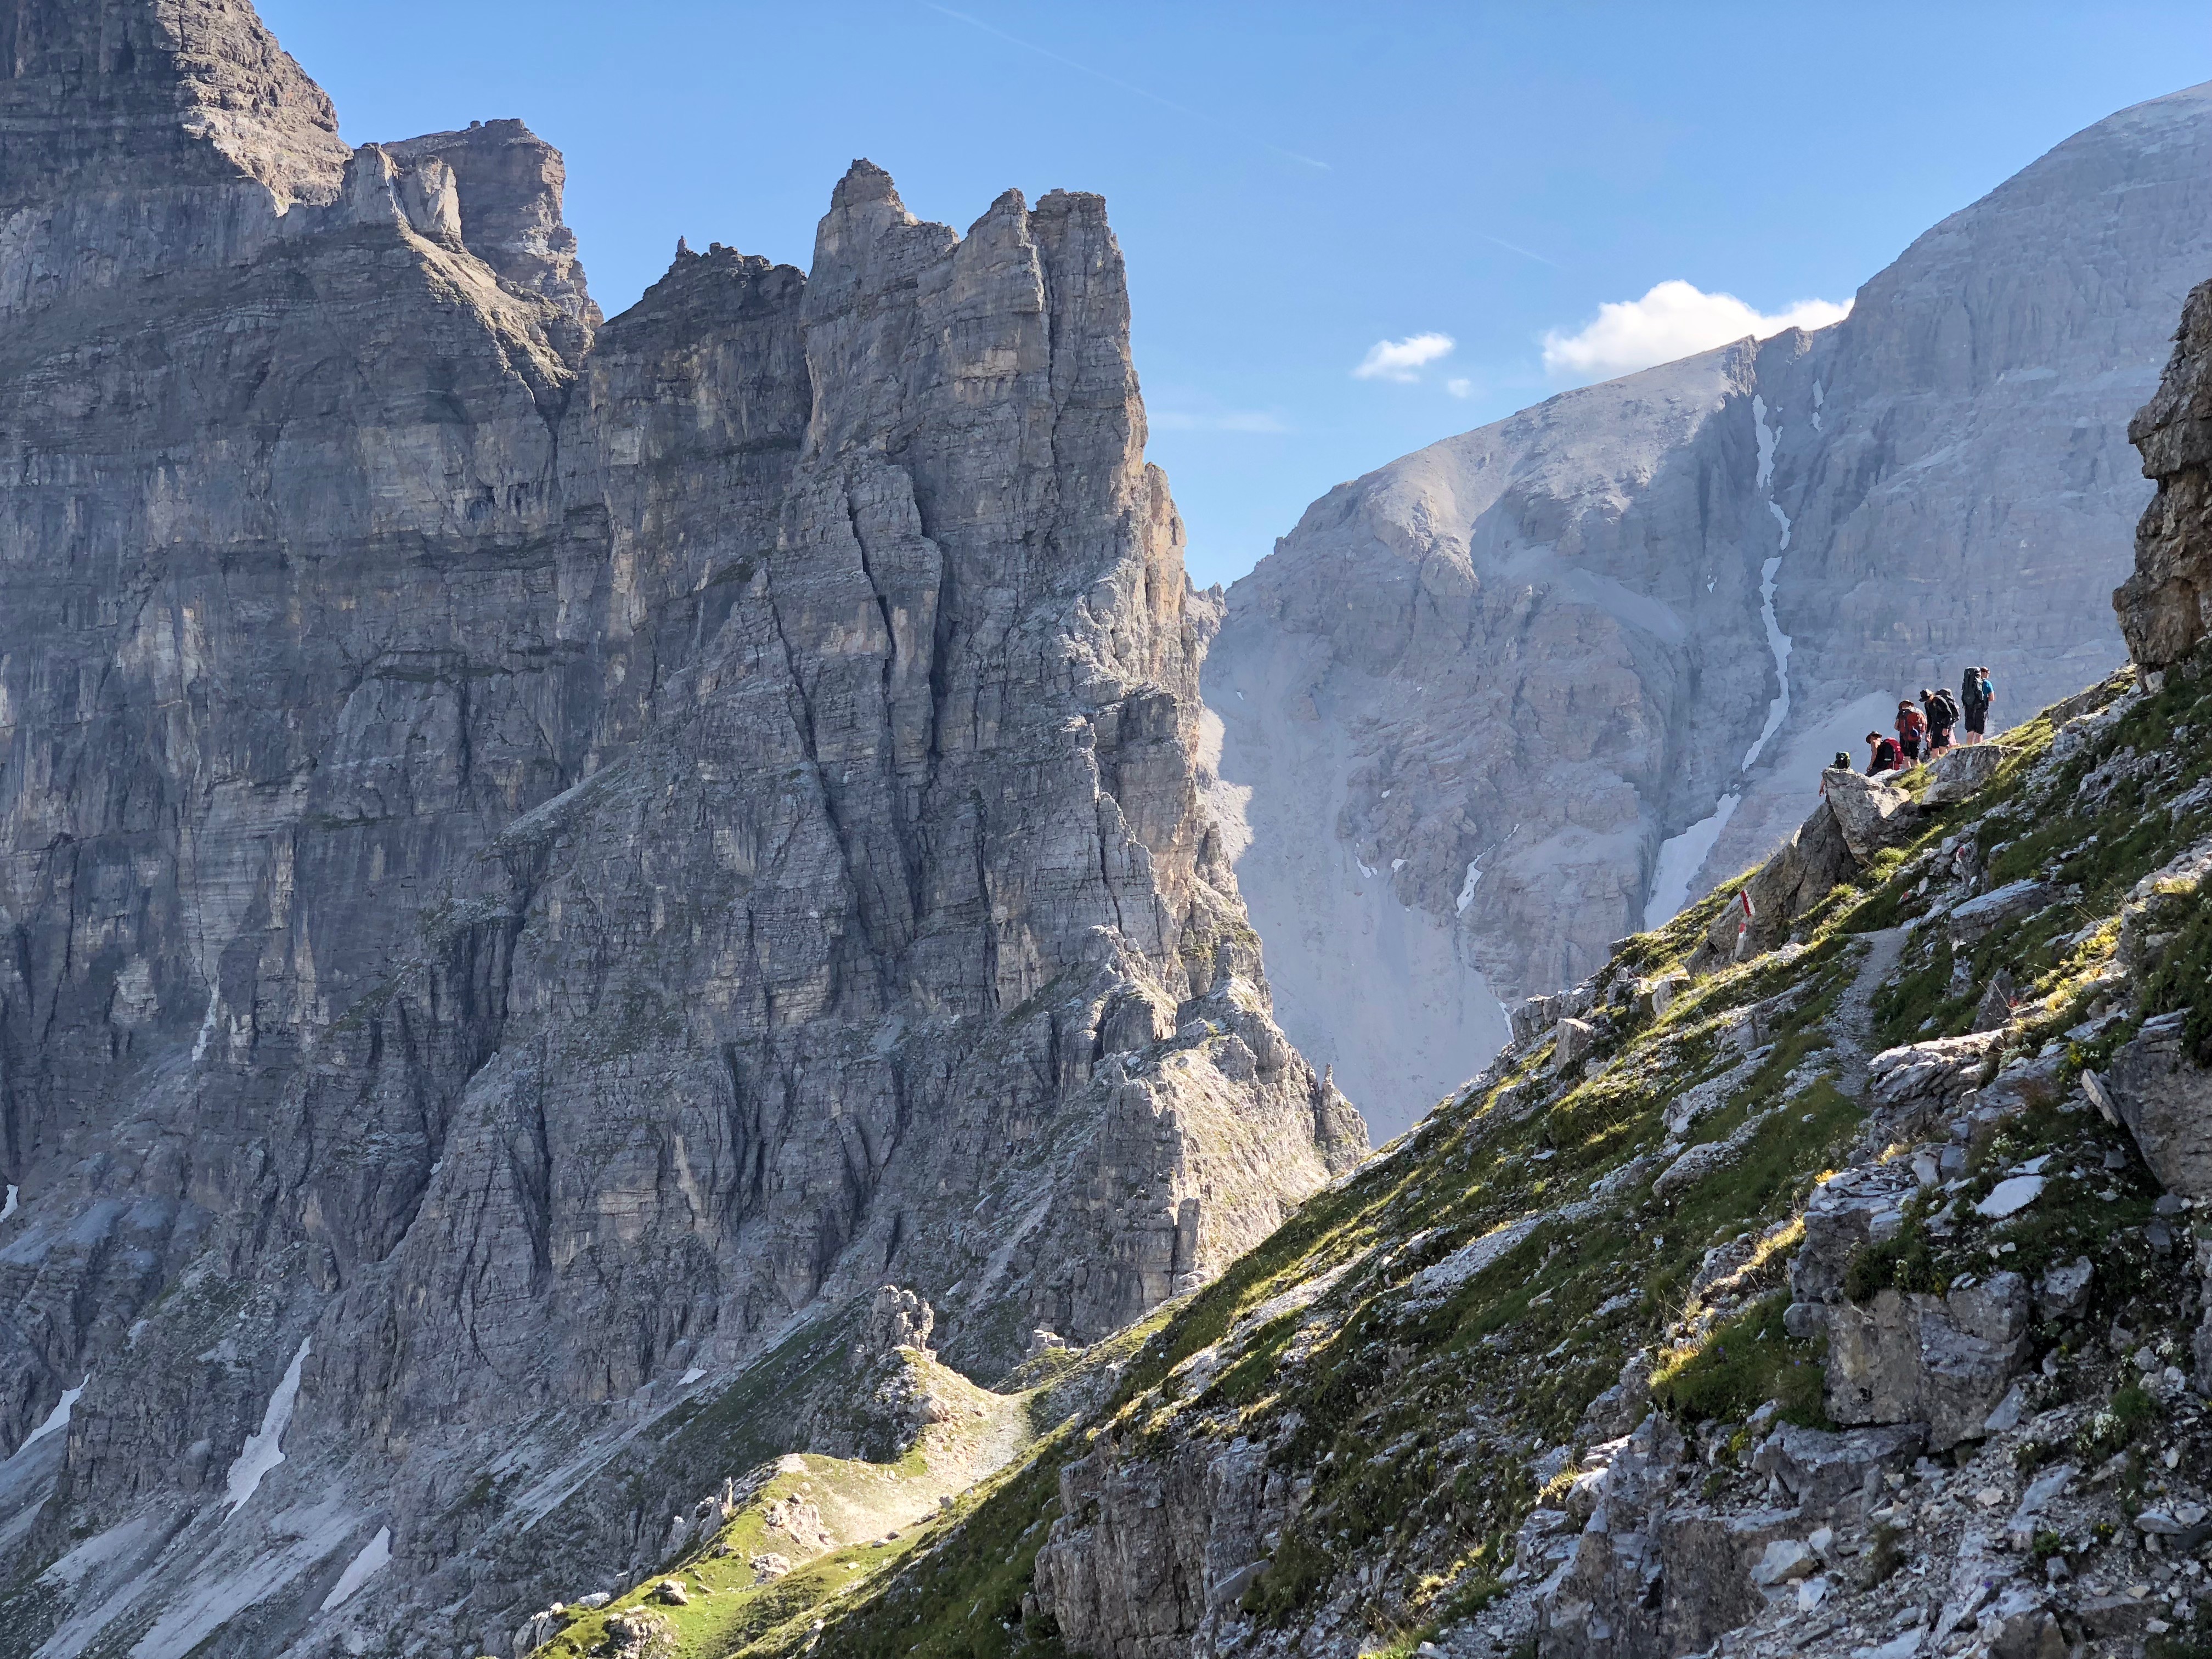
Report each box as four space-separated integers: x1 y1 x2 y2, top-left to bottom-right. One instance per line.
1481 233 1564 270
921 4 1330 172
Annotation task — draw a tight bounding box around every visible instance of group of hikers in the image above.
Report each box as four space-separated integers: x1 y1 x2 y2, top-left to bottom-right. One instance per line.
1861 666 1995 774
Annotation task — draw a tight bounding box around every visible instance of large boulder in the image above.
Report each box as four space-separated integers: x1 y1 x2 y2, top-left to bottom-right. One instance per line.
1949 878 2058 947
2100 1011 2212 1197
1824 1272 2031 1449
1820 768 1922 864
1687 798 1856 973
1923 743 2010 806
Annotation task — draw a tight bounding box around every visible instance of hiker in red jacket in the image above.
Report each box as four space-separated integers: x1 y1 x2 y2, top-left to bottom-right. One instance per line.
1895 699 1927 764
1866 731 1904 775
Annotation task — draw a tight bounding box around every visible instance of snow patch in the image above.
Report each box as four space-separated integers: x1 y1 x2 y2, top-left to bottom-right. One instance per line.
679 1367 706 1386
1645 792 1741 929
190 988 219 1063
1753 393 1779 489
319 1528 391 1611
1355 859 1376 878
1455 861 1483 914
18 1375 87 1454
1741 390 1797 774
1 1186 17 1222
224 1338 309 1516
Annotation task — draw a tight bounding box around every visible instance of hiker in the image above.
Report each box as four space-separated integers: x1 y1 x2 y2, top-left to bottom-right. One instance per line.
1961 665 1994 743
1894 699 1927 765
1922 684 1960 755
1866 730 1903 775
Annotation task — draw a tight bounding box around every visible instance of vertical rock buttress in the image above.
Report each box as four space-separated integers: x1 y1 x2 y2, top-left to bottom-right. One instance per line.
0 6 1361 1655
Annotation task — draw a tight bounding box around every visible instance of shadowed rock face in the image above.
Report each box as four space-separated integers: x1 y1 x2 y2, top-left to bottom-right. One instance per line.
1209 82 2212 1136
0 5 1359 1654
2120 274 2212 667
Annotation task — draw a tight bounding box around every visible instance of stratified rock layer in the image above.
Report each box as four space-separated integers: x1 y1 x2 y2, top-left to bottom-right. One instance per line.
1209 83 2212 1135
0 6 1358 1655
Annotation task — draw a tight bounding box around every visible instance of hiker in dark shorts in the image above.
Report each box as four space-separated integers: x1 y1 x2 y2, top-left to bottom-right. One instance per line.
1961 667 1993 743
1894 699 1927 765
1922 685 1960 755
1866 731 1904 775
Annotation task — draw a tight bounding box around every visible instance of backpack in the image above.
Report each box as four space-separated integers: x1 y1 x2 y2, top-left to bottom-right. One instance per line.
1898 707 1926 740
1927 689 1959 726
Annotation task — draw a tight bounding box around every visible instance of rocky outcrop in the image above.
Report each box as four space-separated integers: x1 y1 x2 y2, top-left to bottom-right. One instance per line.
2118 275 2212 666
1682 766 1918 972
2099 1012 2212 1197
0 6 1359 1655
1207 83 2212 1132
1823 1275 2032 1451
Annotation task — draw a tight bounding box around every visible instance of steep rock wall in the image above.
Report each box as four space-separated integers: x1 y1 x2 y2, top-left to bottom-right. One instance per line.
0 6 1359 1656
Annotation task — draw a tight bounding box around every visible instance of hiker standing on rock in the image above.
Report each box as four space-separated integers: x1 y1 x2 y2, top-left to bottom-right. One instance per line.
1961 666 1994 743
1865 730 1903 775
1922 684 1960 755
1894 699 1927 765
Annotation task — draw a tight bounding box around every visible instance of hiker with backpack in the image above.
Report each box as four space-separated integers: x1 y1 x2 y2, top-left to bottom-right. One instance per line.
1866 730 1904 775
1961 667 1994 743
1922 685 1960 755
1894 699 1927 765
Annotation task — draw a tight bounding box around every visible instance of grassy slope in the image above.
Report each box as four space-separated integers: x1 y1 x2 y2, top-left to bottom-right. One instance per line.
623 650 2212 1659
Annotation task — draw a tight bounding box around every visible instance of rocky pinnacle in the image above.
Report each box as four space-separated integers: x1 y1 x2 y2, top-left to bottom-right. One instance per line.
0 4 1361 1654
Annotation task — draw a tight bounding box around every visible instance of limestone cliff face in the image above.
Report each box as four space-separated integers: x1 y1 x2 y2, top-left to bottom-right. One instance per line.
0 5 1358 1655
1209 82 2212 1136
2119 274 2212 667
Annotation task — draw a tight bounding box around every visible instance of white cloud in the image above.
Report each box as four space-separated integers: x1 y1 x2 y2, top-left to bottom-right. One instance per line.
1150 409 1291 433
1541 281 1851 382
1445 377 1473 398
1353 332 1455 382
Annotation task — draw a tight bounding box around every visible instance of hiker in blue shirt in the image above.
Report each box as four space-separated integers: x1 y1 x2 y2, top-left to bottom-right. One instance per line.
1960 667 1994 744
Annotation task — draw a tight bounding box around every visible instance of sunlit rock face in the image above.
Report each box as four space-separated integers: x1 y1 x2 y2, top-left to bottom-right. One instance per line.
1209 82 2212 1137
0 4 1360 1653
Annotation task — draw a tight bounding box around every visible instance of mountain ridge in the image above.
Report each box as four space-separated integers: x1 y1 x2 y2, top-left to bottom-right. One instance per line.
1206 80 2212 1136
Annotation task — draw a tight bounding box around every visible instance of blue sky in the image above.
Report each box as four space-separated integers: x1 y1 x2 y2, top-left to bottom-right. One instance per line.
257 1 2209 589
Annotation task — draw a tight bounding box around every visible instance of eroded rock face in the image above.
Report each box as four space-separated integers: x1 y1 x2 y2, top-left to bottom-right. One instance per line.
1209 83 2212 1133
0 7 1359 1654
2102 1012 2212 1197
1824 1274 2031 1451
2119 275 2212 667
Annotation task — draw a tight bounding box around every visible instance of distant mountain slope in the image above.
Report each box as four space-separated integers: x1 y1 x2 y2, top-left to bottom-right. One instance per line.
1206 82 2212 1135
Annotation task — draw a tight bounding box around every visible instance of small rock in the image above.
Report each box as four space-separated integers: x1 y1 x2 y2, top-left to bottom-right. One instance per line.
748 1553 794 1581
1553 1017 1598 1075
1976 1175 2045 1219
652 1579 689 1606
2035 1257 2092 1318
1751 1538 1816 1587
1983 1380 2031 1433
